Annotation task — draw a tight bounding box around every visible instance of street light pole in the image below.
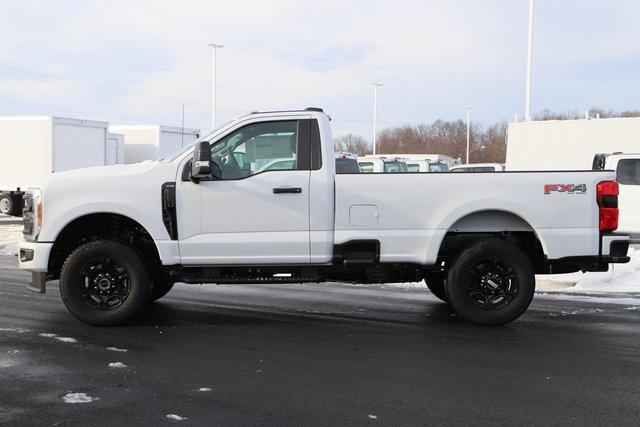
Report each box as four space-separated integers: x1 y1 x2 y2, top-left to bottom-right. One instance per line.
466 107 472 164
208 43 224 130
372 83 383 155
525 0 534 121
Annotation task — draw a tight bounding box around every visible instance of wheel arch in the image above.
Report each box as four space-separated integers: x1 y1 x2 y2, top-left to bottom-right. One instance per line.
47 212 163 279
430 208 548 273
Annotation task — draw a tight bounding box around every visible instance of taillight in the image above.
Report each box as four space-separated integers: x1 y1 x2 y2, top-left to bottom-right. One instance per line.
596 180 619 232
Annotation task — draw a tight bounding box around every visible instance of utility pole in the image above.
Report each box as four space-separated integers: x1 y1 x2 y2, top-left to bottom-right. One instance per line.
466 107 472 164
372 83 383 155
208 43 224 129
525 0 534 121
180 104 185 148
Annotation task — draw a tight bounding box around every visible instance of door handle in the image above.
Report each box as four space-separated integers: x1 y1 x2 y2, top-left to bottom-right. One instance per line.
273 187 302 194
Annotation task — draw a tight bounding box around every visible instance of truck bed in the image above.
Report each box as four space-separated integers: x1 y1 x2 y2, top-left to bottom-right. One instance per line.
334 171 614 265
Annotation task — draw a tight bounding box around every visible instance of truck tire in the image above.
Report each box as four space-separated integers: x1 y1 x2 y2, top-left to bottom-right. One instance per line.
425 272 449 303
0 194 14 215
149 270 175 302
59 240 150 326
445 239 535 325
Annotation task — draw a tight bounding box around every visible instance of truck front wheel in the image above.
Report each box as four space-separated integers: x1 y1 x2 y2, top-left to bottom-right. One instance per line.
59 240 150 325
446 239 535 325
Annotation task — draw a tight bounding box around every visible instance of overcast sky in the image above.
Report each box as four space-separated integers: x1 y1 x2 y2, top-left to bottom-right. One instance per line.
0 0 638 137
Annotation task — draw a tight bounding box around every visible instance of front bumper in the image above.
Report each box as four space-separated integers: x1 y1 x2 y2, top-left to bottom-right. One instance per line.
18 240 53 293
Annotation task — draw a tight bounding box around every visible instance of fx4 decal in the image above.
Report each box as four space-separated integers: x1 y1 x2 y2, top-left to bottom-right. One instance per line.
544 184 587 195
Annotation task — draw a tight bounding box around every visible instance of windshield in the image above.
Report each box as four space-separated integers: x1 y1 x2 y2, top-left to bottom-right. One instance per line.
429 163 449 172
384 161 408 173
359 162 374 173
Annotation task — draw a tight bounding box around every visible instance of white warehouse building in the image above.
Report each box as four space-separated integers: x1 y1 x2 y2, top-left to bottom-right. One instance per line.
109 125 200 164
506 117 640 171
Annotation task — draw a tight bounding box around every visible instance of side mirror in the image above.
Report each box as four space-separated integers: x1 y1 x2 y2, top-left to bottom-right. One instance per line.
191 141 212 182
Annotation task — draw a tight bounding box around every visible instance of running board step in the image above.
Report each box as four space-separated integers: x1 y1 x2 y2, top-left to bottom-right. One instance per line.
171 266 321 285
180 276 319 284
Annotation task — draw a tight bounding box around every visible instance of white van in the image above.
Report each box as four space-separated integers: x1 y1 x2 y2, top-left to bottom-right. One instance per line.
358 156 409 173
385 153 458 169
405 160 449 173
449 163 506 173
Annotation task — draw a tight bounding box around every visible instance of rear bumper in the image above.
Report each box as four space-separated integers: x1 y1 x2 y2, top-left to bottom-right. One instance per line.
601 234 630 262
548 233 630 273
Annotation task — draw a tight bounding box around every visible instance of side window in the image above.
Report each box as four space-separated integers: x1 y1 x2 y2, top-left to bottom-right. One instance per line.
211 121 299 180
617 159 640 185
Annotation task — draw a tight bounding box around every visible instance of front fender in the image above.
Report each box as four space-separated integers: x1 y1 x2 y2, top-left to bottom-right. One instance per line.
40 202 169 243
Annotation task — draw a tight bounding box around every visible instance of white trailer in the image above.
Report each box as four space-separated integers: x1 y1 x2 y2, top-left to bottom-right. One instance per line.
106 133 125 165
506 117 640 171
109 125 200 164
0 116 109 215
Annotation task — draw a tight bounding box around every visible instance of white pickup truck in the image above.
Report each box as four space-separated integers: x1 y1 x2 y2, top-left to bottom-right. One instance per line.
19 108 630 326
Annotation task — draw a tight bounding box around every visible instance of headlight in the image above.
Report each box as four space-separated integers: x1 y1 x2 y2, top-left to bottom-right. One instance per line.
23 189 42 241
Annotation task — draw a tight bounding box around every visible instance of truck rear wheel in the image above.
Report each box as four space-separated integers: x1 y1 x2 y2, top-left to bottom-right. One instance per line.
446 239 535 325
59 240 150 326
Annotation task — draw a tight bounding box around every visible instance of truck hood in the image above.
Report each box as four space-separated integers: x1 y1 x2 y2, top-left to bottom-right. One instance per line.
36 160 170 189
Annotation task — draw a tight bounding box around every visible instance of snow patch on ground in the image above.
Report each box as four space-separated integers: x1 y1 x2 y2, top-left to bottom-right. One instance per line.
0 357 17 368
63 393 99 403
106 347 128 352
166 414 187 421
55 337 78 343
108 362 127 369
0 224 22 256
197 387 212 392
368 414 378 420
38 333 57 338
538 247 640 293
328 281 427 290
0 214 21 223
537 293 640 306
0 327 30 333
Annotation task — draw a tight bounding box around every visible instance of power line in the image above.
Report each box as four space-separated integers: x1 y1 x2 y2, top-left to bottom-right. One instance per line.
0 97 154 124
0 65 249 114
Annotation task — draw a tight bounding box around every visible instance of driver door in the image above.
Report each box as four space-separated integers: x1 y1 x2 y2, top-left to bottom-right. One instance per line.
177 119 311 265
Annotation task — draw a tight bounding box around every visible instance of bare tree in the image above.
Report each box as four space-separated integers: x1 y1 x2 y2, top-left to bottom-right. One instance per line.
534 108 640 120
369 107 637 164
334 134 371 156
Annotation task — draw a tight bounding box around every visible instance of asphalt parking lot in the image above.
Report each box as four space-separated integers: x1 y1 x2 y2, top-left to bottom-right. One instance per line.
1 256 639 426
